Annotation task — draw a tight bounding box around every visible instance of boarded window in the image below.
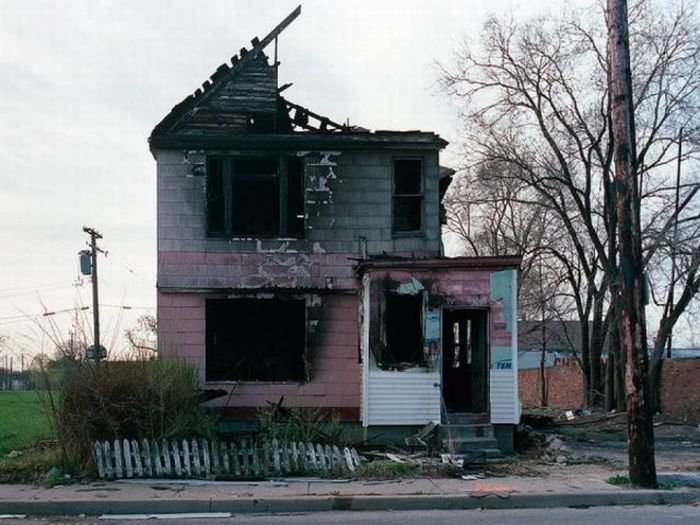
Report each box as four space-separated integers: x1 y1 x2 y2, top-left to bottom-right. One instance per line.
393 159 422 233
206 156 304 238
381 293 424 368
206 298 306 382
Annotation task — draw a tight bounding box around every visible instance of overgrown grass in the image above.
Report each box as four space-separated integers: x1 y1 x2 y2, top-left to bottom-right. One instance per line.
0 443 75 484
606 474 677 490
353 460 461 480
0 391 54 456
256 402 345 445
607 474 631 486
55 359 217 467
0 391 63 484
2 359 215 484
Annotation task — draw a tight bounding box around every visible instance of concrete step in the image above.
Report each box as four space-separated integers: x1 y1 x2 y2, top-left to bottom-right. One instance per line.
462 447 504 462
439 420 502 456
441 436 501 454
439 423 494 440
444 412 489 425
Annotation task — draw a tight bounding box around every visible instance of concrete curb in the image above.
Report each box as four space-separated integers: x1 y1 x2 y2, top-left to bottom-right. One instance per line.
1 490 698 516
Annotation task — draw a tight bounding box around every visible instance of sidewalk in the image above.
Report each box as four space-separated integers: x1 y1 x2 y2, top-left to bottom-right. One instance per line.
1 465 699 517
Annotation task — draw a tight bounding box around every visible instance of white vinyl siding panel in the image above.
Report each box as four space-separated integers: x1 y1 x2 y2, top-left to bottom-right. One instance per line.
367 370 441 425
490 369 518 423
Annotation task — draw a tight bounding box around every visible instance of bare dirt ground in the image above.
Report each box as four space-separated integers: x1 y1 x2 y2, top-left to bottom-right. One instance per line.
504 408 700 480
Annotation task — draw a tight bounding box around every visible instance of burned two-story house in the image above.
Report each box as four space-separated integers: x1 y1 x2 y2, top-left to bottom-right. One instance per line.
150 7 521 452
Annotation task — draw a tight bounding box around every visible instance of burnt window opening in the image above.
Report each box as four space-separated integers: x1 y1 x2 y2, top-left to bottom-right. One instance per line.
206 156 304 238
381 293 424 368
206 298 306 382
246 113 275 133
392 159 423 234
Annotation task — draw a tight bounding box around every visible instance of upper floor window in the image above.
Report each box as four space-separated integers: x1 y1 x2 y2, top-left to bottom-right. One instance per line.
206 156 304 238
392 159 423 234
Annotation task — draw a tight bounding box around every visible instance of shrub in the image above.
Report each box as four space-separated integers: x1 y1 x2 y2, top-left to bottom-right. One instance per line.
256 399 344 445
53 359 215 469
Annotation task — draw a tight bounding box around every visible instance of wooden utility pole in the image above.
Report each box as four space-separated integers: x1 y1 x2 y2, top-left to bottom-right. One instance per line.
607 0 657 488
667 129 683 359
83 226 103 361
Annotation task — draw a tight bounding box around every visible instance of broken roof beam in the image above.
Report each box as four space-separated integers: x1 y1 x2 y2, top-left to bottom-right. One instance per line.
254 5 301 57
162 6 302 133
285 100 348 132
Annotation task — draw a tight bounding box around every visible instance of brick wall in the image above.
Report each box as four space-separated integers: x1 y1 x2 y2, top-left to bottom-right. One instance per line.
659 359 700 423
519 365 585 409
519 358 700 423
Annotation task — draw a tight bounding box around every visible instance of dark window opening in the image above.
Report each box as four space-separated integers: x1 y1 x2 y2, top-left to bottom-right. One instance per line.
247 113 275 133
206 156 304 238
393 159 423 233
206 298 306 382
206 158 226 235
287 158 304 236
382 293 424 368
231 158 279 236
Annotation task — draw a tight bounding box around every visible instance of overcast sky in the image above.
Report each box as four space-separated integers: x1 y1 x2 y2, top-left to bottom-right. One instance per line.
1 0 594 361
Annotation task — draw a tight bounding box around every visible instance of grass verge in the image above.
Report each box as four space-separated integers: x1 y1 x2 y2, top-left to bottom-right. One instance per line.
0 391 54 455
606 474 677 490
0 390 63 484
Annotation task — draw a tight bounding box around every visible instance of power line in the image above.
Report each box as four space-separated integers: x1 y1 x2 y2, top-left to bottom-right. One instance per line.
0 282 83 299
0 304 154 326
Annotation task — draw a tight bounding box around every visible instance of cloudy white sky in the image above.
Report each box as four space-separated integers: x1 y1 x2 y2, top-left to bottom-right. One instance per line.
1 0 591 362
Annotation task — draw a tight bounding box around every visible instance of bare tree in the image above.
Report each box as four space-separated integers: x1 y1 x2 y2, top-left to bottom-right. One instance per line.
440 0 700 408
124 313 158 360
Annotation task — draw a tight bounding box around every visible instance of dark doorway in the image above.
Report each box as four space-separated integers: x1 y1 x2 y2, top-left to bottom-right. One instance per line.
442 309 488 412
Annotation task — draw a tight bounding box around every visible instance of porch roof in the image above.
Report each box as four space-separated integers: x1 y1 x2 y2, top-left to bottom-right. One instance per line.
354 255 522 275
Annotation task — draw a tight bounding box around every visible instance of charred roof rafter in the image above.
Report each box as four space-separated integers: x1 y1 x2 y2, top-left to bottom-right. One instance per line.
283 99 353 133
151 5 302 137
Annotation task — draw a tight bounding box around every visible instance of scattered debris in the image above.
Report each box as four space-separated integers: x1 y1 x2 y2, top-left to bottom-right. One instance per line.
461 474 486 480
440 454 464 468
404 421 438 452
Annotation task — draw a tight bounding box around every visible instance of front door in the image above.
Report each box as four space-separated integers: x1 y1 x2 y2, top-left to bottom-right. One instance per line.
442 309 488 412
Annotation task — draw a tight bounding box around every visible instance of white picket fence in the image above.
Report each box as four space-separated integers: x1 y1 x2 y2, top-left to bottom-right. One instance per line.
92 438 362 480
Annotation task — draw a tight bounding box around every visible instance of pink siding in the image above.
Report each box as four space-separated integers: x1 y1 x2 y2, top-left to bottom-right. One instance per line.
365 268 513 355
158 292 361 414
158 251 359 291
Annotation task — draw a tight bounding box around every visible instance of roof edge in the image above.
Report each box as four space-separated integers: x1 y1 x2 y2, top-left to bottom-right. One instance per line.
149 132 448 152
355 255 523 273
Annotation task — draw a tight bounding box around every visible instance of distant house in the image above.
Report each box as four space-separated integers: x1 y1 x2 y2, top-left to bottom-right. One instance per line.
518 320 587 369
149 7 521 450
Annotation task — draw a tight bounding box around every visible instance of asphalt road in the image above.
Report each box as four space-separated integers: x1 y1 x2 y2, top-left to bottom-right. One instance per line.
4 506 700 525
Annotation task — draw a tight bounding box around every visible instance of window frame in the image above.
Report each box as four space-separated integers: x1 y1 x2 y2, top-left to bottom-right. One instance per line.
378 291 426 369
206 155 304 239
205 297 308 383
391 157 424 236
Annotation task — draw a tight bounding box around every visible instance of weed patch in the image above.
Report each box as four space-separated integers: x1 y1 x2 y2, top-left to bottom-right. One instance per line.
44 359 216 473
0 442 78 485
353 460 460 480
606 474 675 490
256 401 344 445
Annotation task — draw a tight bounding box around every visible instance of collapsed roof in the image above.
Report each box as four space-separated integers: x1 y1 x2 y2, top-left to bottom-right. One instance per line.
149 5 446 152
